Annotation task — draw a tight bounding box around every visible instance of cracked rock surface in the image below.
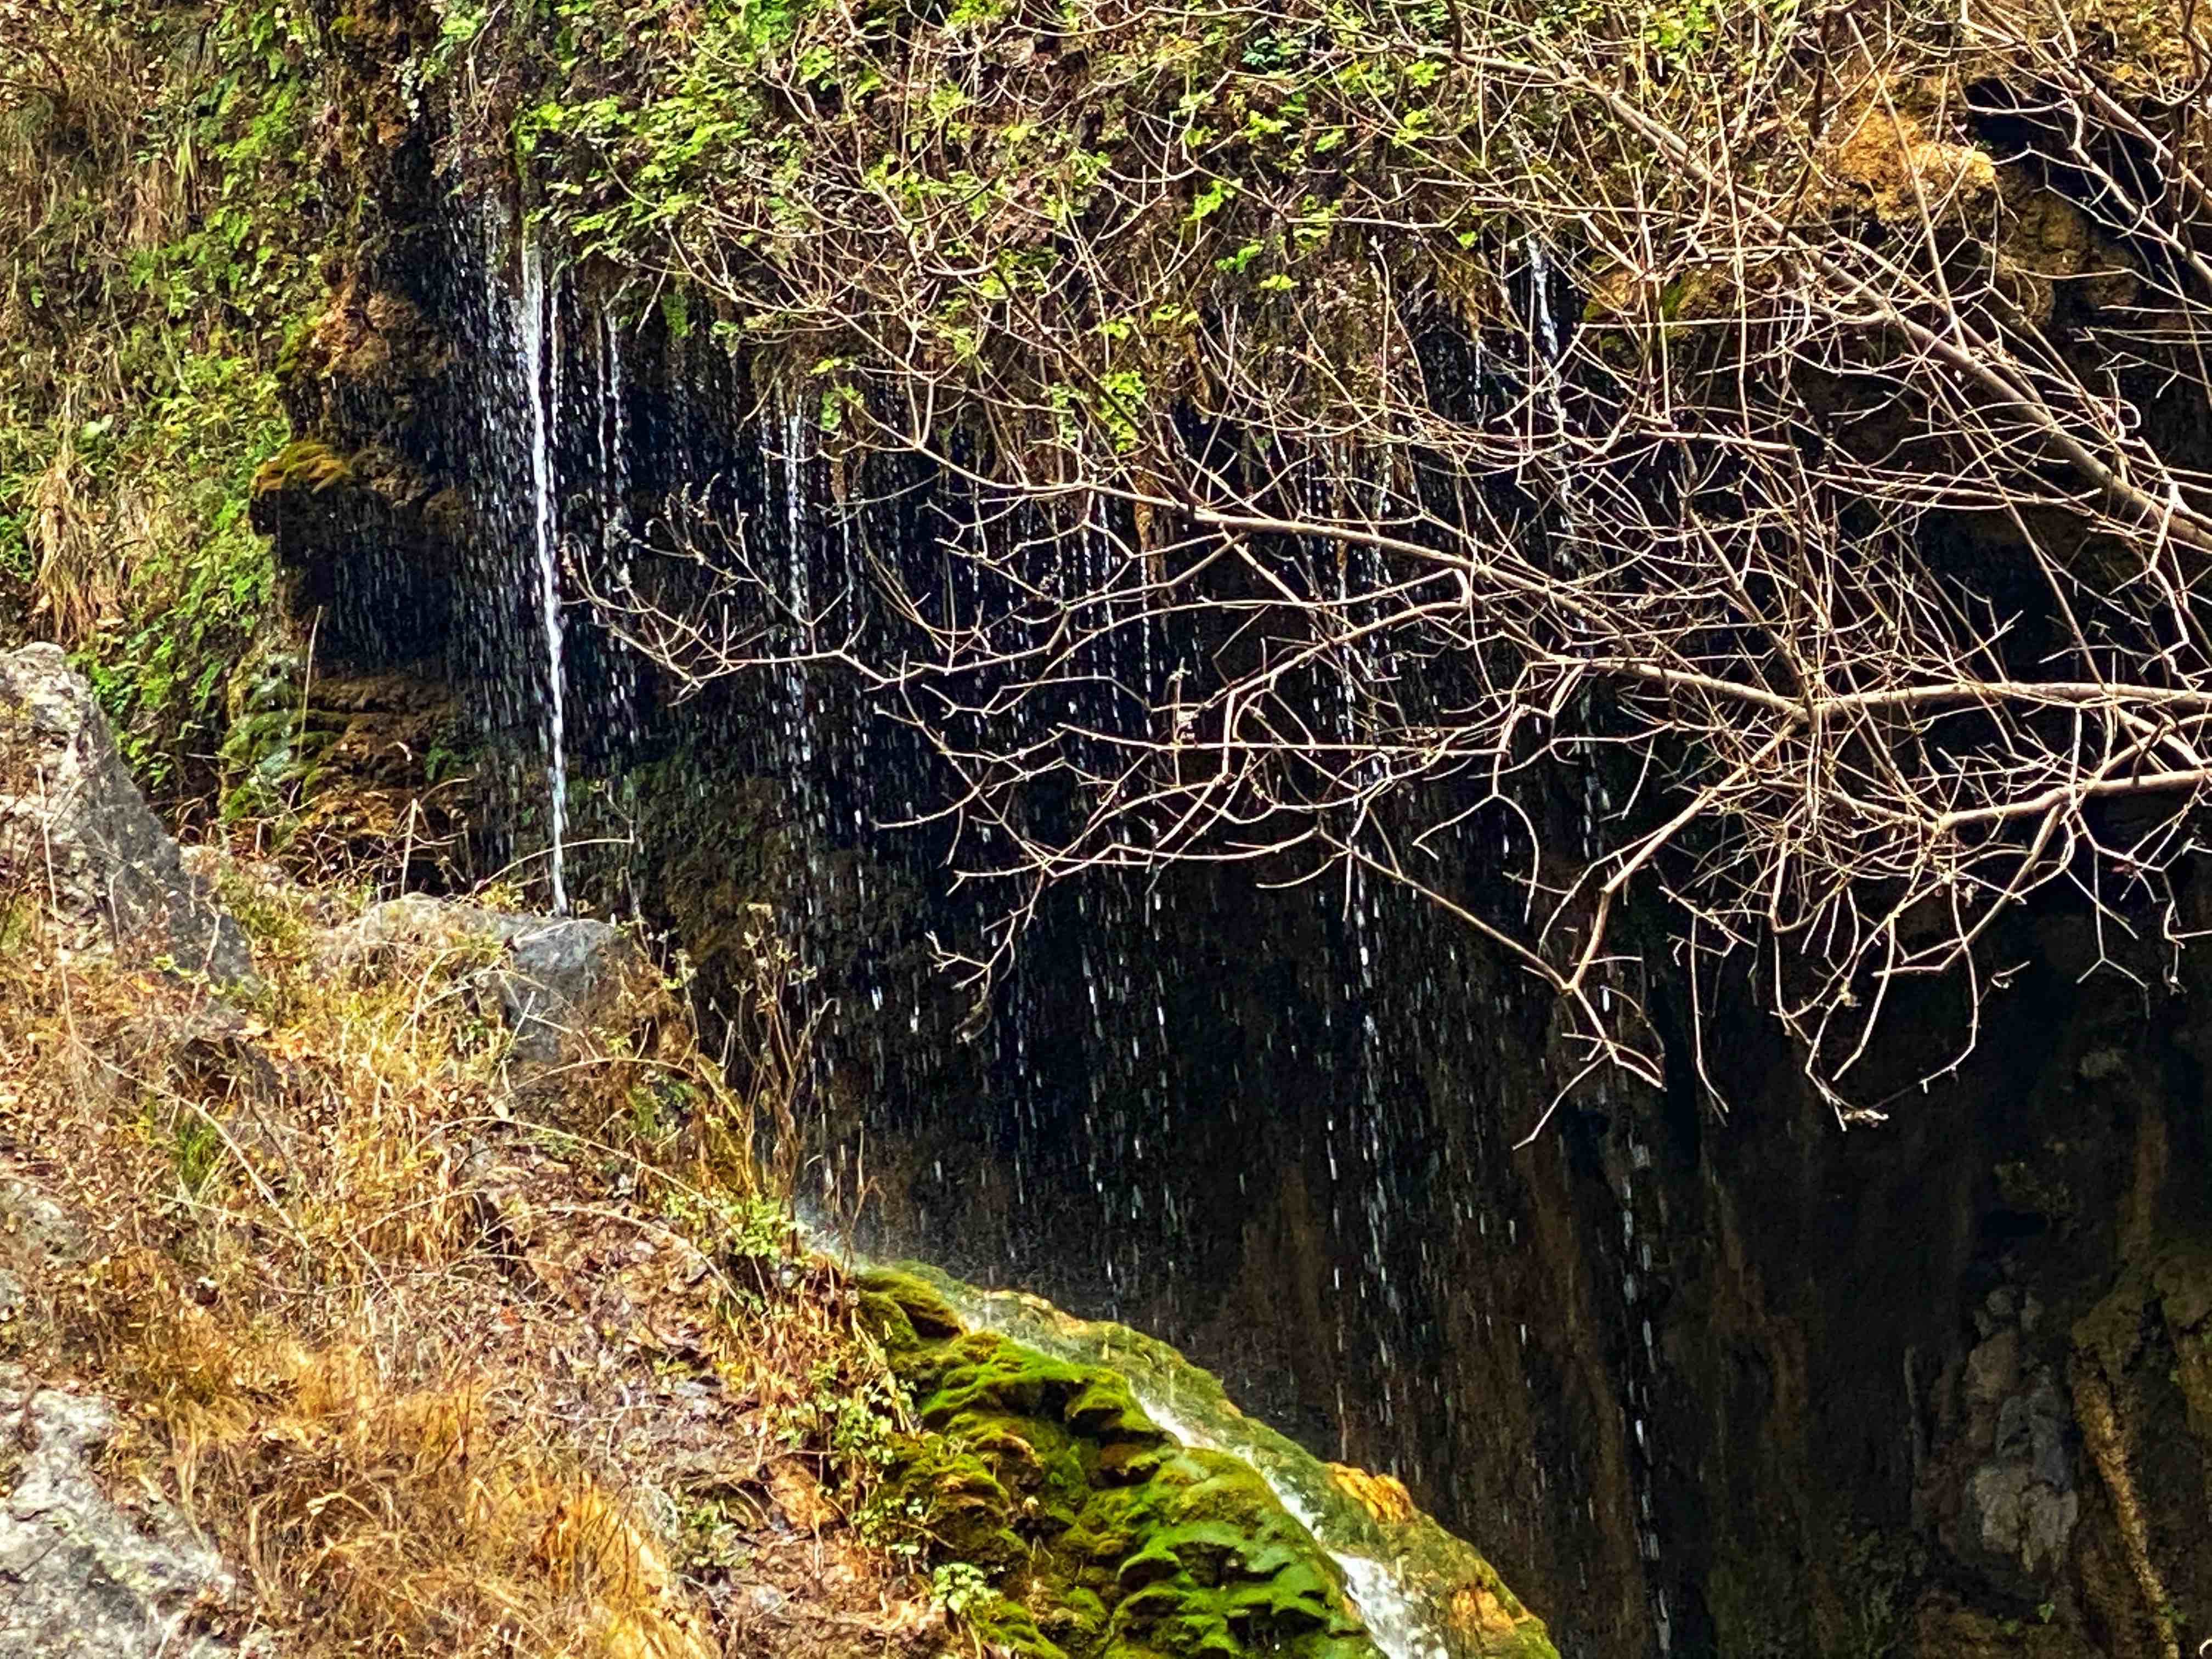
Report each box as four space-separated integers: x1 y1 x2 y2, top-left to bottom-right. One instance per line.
332 893 644 1067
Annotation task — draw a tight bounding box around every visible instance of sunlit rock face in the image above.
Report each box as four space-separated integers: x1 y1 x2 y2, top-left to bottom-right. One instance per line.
0 1366 245 1659
263 173 2212 1659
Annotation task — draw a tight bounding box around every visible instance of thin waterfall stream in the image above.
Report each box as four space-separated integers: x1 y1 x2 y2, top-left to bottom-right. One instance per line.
518 217 568 915
33 8 2212 1649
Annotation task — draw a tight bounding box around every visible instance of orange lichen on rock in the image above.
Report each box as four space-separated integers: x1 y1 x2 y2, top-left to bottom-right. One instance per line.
1819 93 1999 225
1328 1464 1418 1526
1451 1584 1518 1638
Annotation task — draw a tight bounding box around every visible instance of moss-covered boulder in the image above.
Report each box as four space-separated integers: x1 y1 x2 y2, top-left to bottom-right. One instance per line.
857 1269 1554 1659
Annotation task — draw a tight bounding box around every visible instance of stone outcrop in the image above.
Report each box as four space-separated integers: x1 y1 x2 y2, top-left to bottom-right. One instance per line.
0 1165 243 1658
0 645 254 986
329 893 648 1067
884 1267 1558 1659
0 1369 248 1658
495 913 644 1065
860 1269 1558 1659
0 1174 90 1353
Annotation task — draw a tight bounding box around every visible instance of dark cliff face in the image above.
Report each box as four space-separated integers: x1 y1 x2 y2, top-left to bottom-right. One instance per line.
834 869 2212 1658
1558 918 2211 1658
257 59 2212 1659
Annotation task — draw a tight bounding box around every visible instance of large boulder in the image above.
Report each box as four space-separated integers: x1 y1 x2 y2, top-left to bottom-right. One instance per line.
329 893 647 1067
0 1368 245 1657
495 914 643 1065
0 646 254 986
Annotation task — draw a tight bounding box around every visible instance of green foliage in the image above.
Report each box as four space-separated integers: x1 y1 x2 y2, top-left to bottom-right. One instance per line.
678 1493 755 1571
1825 1529 1928 1659
780 1353 910 1475
1 1 335 804
75 353 291 793
217 648 345 826
425 0 1533 447
411 0 1860 483
212 859 315 950
930 1560 994 1617
662 1183 797 1263
0 898 36 953
170 1107 224 1198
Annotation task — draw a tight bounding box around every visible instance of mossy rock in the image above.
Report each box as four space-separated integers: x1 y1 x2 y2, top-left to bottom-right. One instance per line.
862 1267 1558 1659
860 1269 1379 1659
251 438 357 498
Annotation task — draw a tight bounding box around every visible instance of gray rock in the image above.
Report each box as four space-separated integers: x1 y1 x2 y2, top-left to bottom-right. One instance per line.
332 894 644 1067
1965 1460 2079 1576
0 1177 89 1271
0 1176 89 1350
1963 1330 2022 1408
2017 1376 2073 1493
0 646 254 988
1958 1367 2078 1587
0 1369 241 1656
2030 1418 2071 1494
495 916 636 1065
0 1176 92 1350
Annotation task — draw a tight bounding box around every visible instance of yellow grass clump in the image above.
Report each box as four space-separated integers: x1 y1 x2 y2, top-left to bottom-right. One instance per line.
0 851 925 1659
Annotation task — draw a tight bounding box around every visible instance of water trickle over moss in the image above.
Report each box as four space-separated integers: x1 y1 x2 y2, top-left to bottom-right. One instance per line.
860 1269 1378 1659
857 1268 1556 1659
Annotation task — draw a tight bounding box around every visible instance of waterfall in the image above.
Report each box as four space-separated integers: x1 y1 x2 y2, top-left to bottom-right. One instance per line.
1525 232 1577 531
592 306 639 759
518 219 569 915
779 400 823 912
416 198 1675 1654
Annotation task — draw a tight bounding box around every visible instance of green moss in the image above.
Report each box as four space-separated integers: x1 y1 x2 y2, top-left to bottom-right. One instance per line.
856 1269 1558 1659
1993 1159 2076 1226
252 439 358 498
2073 1244 2212 1389
860 1269 1379 1659
2150 1249 2212 1442
881 1268 1555 1659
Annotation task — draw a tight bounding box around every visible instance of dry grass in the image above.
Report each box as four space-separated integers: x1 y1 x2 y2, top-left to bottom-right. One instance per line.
1 3 184 640
20 415 116 640
0 2 173 320
0 852 931 1659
